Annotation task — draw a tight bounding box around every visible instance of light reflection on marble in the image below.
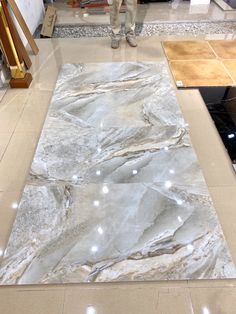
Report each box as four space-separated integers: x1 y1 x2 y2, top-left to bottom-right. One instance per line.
0 62 235 284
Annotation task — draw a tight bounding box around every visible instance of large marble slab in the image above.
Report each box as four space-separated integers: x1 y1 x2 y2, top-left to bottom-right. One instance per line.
0 62 235 284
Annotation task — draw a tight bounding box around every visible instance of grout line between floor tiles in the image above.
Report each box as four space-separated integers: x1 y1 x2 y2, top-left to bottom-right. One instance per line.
221 59 236 85
0 132 15 164
31 45 61 80
61 288 66 314
0 91 34 163
207 40 219 59
155 289 160 312
187 287 196 314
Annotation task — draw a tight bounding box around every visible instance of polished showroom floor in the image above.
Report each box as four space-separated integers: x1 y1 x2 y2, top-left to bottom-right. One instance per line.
0 1 236 313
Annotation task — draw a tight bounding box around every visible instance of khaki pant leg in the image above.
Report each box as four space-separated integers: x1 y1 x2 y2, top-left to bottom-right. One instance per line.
125 0 137 35
110 0 123 37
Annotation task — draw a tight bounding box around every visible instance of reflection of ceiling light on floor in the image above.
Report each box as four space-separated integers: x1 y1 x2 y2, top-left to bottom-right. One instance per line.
86 306 96 314
12 202 18 209
165 181 172 188
132 169 138 175
93 200 100 207
176 199 183 205
97 227 103 235
203 307 210 314
91 246 98 253
177 216 183 223
96 170 101 176
187 244 194 252
164 146 169 151
102 186 109 194
169 169 175 174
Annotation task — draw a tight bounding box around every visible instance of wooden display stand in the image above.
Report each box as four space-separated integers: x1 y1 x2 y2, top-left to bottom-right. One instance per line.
0 0 39 88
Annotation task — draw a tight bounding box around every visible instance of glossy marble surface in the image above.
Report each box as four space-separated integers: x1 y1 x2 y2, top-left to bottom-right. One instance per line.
0 61 235 285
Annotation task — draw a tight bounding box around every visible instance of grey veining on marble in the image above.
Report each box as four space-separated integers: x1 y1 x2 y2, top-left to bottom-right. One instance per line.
34 21 236 38
0 61 235 284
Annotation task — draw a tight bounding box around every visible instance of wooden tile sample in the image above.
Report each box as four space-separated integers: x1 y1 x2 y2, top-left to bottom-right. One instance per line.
209 40 236 59
163 40 216 60
169 60 234 87
223 59 236 82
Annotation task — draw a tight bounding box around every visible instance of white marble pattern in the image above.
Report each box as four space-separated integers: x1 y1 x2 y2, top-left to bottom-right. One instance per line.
0 62 235 284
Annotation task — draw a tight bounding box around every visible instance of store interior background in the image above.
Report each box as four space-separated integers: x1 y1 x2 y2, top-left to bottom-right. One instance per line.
1 0 236 313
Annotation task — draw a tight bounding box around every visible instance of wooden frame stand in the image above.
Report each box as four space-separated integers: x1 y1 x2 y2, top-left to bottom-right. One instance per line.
0 0 39 88
9 72 32 88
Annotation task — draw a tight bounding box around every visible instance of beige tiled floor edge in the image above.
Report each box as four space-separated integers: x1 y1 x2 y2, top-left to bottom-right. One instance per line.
1 281 236 314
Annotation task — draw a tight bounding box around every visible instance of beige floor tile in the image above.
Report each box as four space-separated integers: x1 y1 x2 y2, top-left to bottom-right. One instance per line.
205 34 236 41
169 60 234 87
209 40 236 59
176 88 202 112
0 89 30 133
0 133 12 161
190 287 236 314
157 288 193 314
208 186 236 264
162 40 216 60
0 190 23 257
187 111 236 187
188 279 236 288
223 59 236 82
0 288 64 314
177 89 236 187
64 286 158 314
29 38 165 91
14 91 52 133
0 86 7 103
0 132 38 192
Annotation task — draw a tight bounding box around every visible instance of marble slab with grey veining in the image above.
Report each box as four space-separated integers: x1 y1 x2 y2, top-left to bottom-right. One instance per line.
0 62 235 285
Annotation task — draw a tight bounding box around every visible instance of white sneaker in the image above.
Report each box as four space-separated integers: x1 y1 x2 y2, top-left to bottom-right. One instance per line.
126 35 137 47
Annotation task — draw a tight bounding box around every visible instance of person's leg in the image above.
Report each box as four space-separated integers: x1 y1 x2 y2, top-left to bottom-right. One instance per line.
110 0 123 48
125 0 137 47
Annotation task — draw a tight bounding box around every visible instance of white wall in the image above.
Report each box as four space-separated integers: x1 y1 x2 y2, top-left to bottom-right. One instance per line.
190 0 211 4
11 0 45 45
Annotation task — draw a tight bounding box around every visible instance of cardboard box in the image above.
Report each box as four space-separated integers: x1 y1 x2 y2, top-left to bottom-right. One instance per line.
40 6 57 38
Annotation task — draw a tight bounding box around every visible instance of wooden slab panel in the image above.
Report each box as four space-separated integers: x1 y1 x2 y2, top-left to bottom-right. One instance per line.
169 60 234 87
209 40 236 59
162 41 216 61
223 59 236 82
